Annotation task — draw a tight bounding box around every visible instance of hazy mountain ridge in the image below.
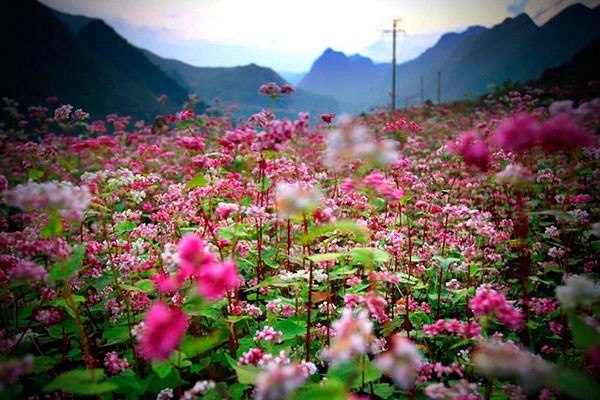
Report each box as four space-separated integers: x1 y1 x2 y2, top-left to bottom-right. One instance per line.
143 51 339 120
1 0 337 123
0 0 194 122
299 3 600 112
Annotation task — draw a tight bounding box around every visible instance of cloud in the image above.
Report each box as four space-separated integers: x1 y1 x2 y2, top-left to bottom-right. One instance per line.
507 0 531 15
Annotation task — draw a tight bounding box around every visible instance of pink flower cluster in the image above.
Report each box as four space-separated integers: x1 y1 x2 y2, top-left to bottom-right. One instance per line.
493 113 595 153
254 361 316 400
524 297 558 315
343 292 389 323
138 301 188 361
152 234 239 301
320 113 336 124
418 361 466 383
258 82 295 96
104 351 130 374
374 335 422 390
323 308 374 365
362 170 404 201
423 319 482 339
469 287 524 331
254 325 283 344
166 109 195 123
175 136 206 152
238 348 290 367
383 117 424 133
448 130 490 171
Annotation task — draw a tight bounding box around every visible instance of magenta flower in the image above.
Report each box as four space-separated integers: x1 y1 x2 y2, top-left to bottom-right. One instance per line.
469 287 523 331
449 130 490 171
279 84 295 94
258 82 281 96
177 234 217 276
537 114 595 152
138 301 188 361
151 272 182 294
197 259 240 301
320 113 336 124
492 114 541 152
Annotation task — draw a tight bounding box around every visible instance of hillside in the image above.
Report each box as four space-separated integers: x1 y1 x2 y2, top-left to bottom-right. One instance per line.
0 0 194 122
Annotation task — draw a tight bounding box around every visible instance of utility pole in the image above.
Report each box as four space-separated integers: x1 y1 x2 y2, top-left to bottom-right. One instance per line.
383 18 404 112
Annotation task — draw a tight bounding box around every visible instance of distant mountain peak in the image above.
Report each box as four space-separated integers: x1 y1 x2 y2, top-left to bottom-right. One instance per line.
52 9 99 36
500 12 536 27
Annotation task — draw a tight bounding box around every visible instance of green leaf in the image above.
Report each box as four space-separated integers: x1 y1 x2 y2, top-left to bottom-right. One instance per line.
300 220 368 245
114 221 137 234
48 295 86 318
56 157 75 171
108 370 142 394
181 330 229 358
102 325 130 345
306 253 347 263
43 369 115 395
47 245 85 282
152 361 173 379
219 226 248 240
550 367 600 400
373 383 395 399
569 312 600 350
228 383 251 400
135 279 155 292
225 354 261 384
185 173 208 190
274 319 306 341
433 255 461 271
259 176 272 192
41 213 64 238
121 279 154 293
350 247 391 265
399 195 413 206
327 358 382 389
290 378 348 400
27 169 44 181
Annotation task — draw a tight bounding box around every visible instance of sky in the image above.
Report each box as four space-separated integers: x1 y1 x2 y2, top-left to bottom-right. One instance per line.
40 0 600 73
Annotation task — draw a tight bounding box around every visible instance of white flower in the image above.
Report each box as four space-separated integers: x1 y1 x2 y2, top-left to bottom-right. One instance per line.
275 181 321 218
472 340 555 393
556 275 600 310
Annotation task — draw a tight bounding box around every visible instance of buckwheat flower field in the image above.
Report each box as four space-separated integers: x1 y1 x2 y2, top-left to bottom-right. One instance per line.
1 86 599 399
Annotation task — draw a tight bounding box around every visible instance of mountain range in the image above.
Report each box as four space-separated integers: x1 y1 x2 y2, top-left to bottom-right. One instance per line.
299 3 600 112
0 0 195 123
1 0 599 123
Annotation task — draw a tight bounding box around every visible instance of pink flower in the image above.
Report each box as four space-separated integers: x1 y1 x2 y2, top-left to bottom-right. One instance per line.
104 351 129 375
177 234 217 276
138 302 188 361
537 114 595 151
320 113 336 124
258 82 281 96
152 273 182 293
374 335 423 390
197 259 240 301
469 287 523 331
280 84 295 94
449 130 490 171
492 114 541 152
